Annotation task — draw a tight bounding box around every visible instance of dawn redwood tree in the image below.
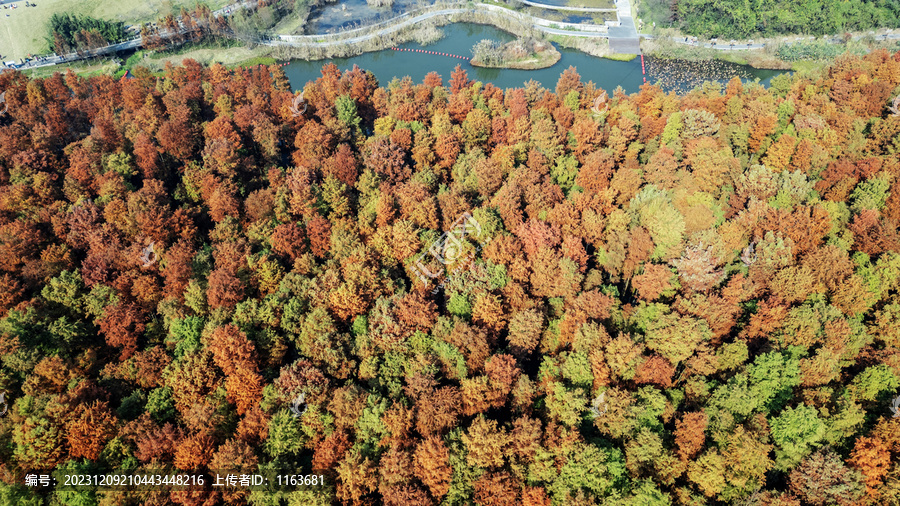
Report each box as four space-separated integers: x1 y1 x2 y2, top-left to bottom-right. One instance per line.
0 48 899 505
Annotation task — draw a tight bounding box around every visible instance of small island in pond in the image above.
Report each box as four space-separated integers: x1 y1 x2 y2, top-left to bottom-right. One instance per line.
470 37 562 69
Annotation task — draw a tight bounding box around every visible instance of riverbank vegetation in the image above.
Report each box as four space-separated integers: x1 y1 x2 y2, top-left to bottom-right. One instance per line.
547 32 613 58
641 0 900 39
269 16 450 60
227 0 299 42
470 36 561 69
605 52 638 61
643 30 900 71
2 48 900 505
775 39 849 62
22 57 125 79
268 4 544 61
137 45 277 72
413 26 446 46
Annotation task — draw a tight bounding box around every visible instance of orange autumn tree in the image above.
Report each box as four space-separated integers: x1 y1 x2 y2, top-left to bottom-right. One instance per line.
0 49 898 505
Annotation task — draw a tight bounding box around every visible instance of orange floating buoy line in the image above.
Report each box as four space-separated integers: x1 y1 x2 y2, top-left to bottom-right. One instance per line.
391 47 470 61
640 53 646 84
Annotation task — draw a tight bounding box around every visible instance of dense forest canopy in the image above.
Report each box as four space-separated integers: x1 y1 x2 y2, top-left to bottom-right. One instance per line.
643 0 900 39
0 51 899 505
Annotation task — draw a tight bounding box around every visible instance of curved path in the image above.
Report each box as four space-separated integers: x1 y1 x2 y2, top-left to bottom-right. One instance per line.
13 0 256 70
520 0 616 12
13 0 897 72
275 8 471 46
14 3 613 71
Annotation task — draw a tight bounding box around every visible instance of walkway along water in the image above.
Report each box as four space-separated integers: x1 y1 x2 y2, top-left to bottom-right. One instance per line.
13 0 257 70
282 23 787 96
15 1 616 71
11 0 893 74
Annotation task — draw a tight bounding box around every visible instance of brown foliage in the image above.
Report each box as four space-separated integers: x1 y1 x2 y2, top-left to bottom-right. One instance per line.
98 302 146 359
313 430 352 474
413 435 453 500
633 355 675 388
849 436 891 496
633 263 675 301
66 400 117 461
675 411 708 461
474 471 520 506
306 214 332 258
173 433 216 471
134 420 183 463
271 222 307 260
415 386 461 435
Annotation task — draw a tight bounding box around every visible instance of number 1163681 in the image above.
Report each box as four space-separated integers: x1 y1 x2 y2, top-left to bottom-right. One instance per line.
276 475 324 486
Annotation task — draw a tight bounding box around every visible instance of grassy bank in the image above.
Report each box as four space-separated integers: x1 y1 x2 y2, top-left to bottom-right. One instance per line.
605 53 637 61
269 18 450 61
0 0 231 61
146 49 277 71
132 43 276 72
546 33 611 58
23 58 123 79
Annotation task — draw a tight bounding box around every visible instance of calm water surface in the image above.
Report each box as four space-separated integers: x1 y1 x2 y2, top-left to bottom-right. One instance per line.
283 23 788 95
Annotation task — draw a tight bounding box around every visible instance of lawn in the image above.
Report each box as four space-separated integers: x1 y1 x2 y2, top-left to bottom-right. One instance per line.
0 0 230 61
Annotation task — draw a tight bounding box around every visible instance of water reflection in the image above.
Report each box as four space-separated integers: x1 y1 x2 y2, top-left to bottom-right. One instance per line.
307 0 418 33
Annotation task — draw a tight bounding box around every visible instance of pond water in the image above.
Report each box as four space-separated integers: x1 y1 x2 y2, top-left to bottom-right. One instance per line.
307 0 417 34
283 23 789 95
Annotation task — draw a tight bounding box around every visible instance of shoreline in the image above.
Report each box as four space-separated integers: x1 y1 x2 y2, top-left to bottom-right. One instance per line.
639 30 900 70
19 1 899 83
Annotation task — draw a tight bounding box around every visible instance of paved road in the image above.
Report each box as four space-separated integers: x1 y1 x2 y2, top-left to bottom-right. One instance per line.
607 0 640 54
520 0 616 12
